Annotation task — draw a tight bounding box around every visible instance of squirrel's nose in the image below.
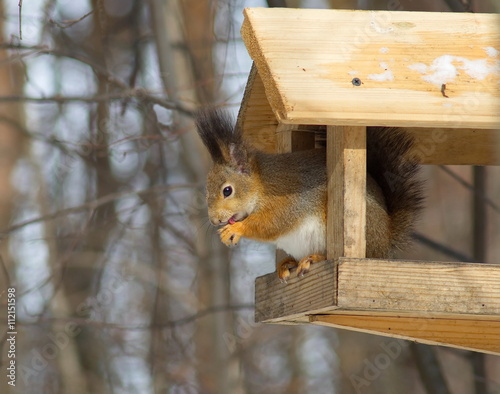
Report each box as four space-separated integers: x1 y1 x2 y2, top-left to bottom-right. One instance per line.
208 211 225 226
209 217 221 226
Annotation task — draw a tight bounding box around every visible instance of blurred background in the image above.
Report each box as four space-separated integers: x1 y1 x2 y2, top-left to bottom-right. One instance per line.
0 0 499 393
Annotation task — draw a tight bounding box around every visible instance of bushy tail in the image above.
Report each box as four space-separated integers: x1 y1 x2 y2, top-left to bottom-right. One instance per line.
367 128 425 251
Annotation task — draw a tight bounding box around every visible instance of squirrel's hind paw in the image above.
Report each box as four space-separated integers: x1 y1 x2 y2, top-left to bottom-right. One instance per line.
277 257 298 284
297 254 326 277
277 254 326 282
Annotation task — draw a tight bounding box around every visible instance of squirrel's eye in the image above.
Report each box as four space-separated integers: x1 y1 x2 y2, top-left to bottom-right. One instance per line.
222 186 233 198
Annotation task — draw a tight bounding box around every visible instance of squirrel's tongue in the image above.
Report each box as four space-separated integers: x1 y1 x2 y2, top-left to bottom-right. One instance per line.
228 217 236 225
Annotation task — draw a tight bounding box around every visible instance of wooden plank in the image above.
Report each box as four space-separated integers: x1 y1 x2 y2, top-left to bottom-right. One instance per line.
241 115 500 165
406 128 499 165
275 123 294 154
310 314 500 355
237 67 315 153
236 63 278 154
241 8 500 129
237 68 498 164
254 260 337 323
255 258 500 323
337 258 500 316
313 309 500 321
276 123 316 153
327 126 366 259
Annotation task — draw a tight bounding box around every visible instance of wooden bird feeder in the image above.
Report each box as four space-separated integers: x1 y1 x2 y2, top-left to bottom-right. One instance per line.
237 8 500 355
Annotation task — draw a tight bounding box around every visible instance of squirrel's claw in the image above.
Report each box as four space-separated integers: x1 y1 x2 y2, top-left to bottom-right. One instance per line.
296 258 311 277
277 254 326 282
277 257 298 283
218 222 243 247
296 254 326 277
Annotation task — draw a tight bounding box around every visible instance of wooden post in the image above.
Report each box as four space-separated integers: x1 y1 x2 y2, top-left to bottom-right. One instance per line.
326 126 366 259
276 123 316 153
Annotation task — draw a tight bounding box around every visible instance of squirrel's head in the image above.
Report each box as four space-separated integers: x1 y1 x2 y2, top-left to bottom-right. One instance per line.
195 108 259 226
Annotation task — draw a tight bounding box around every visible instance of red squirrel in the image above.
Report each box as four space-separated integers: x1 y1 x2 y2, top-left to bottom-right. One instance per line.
195 108 423 281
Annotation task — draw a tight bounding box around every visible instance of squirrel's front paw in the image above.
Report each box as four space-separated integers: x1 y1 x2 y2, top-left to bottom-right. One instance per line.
218 222 243 247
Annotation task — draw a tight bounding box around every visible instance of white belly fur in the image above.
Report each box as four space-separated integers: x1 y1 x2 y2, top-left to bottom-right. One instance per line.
275 215 326 260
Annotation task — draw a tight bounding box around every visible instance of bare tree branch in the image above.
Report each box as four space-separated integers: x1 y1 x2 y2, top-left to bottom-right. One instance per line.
471 167 488 392
48 10 94 29
411 343 451 394
0 90 193 115
442 0 469 12
266 0 288 7
2 184 198 234
470 351 487 394
18 0 23 40
413 232 473 262
0 304 255 330
0 44 194 115
0 253 11 289
439 166 500 213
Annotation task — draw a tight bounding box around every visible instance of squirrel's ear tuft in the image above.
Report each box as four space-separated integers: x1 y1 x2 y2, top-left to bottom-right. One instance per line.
195 107 231 163
194 107 248 170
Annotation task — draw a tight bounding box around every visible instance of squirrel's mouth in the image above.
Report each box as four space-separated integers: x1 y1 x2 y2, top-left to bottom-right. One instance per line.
227 213 247 225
